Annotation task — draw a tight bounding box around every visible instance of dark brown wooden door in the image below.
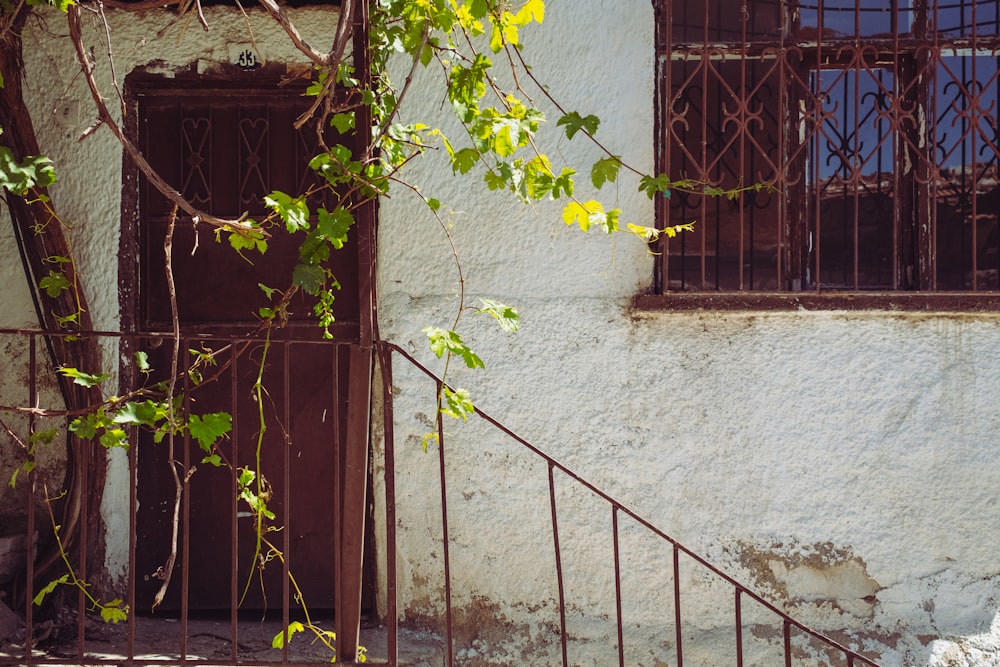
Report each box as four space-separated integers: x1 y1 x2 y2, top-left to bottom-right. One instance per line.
132 85 366 613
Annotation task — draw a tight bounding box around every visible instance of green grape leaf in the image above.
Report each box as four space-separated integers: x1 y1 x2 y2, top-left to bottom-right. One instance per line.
451 147 480 175
562 200 604 232
227 225 267 256
28 428 59 446
100 599 128 624
639 173 672 199
188 412 232 452
264 191 310 233
271 621 306 649
591 157 621 189
58 367 110 388
441 386 475 422
330 112 356 133
39 270 70 298
293 263 326 295
556 112 600 140
423 327 485 369
33 574 69 606
134 350 151 373
113 401 159 426
99 428 129 449
316 207 354 249
516 0 544 24
201 454 223 467
477 298 520 333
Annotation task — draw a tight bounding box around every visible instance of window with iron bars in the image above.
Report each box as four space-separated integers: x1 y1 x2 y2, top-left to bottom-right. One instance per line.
653 0 1000 293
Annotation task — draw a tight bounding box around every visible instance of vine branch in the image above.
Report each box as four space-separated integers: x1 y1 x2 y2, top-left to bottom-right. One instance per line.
67 4 266 239
150 205 186 612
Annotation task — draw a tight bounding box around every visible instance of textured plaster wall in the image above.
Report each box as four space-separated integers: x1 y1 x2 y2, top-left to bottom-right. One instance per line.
2 0 998 665
374 1 1000 666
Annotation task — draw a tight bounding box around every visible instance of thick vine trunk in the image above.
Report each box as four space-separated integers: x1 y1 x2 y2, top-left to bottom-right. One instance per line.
1 8 111 601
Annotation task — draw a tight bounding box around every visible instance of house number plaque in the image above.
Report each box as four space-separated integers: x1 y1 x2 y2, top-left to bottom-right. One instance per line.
228 44 263 70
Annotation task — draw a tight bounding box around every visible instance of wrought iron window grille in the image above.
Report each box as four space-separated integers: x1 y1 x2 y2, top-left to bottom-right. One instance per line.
654 0 1000 294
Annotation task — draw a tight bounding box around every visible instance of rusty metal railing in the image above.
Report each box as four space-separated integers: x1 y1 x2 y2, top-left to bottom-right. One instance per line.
1 328 882 666
380 341 883 667
0 327 372 667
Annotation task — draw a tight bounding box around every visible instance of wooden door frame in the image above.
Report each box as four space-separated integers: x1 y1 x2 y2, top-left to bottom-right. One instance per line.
118 66 377 659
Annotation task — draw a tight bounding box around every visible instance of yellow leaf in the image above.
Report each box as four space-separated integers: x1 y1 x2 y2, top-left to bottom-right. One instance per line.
562 200 604 232
562 202 587 231
627 223 660 242
516 0 544 25
490 23 504 52
503 22 519 45
669 221 696 237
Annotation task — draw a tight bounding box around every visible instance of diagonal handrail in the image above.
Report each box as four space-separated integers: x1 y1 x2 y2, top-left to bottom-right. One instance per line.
381 340 882 667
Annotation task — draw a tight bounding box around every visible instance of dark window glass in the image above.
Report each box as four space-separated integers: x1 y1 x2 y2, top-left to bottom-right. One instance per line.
799 0 917 38
935 0 1000 37
670 0 782 43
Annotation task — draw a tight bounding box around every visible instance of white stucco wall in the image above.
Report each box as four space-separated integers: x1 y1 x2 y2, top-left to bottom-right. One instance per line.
374 1 1000 666
2 1 998 665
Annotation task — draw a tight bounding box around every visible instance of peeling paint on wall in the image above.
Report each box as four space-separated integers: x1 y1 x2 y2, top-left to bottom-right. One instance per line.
734 541 880 618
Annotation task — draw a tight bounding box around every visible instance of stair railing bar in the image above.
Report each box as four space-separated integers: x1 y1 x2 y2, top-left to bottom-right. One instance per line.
76 382 89 664
333 344 345 660
282 340 293 664
378 343 399 667
674 543 684 667
126 335 138 663
180 334 193 662
229 338 241 663
547 463 570 667
612 506 625 667
784 619 793 667
435 387 456 667
735 588 744 667
25 334 37 665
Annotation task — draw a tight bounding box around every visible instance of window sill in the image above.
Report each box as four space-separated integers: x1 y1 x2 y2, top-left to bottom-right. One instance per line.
633 292 1000 312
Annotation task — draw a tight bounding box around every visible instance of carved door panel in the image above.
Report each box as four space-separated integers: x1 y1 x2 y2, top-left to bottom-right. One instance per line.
131 86 366 613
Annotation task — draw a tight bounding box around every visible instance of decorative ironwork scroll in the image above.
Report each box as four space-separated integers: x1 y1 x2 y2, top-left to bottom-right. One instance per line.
656 0 1000 292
